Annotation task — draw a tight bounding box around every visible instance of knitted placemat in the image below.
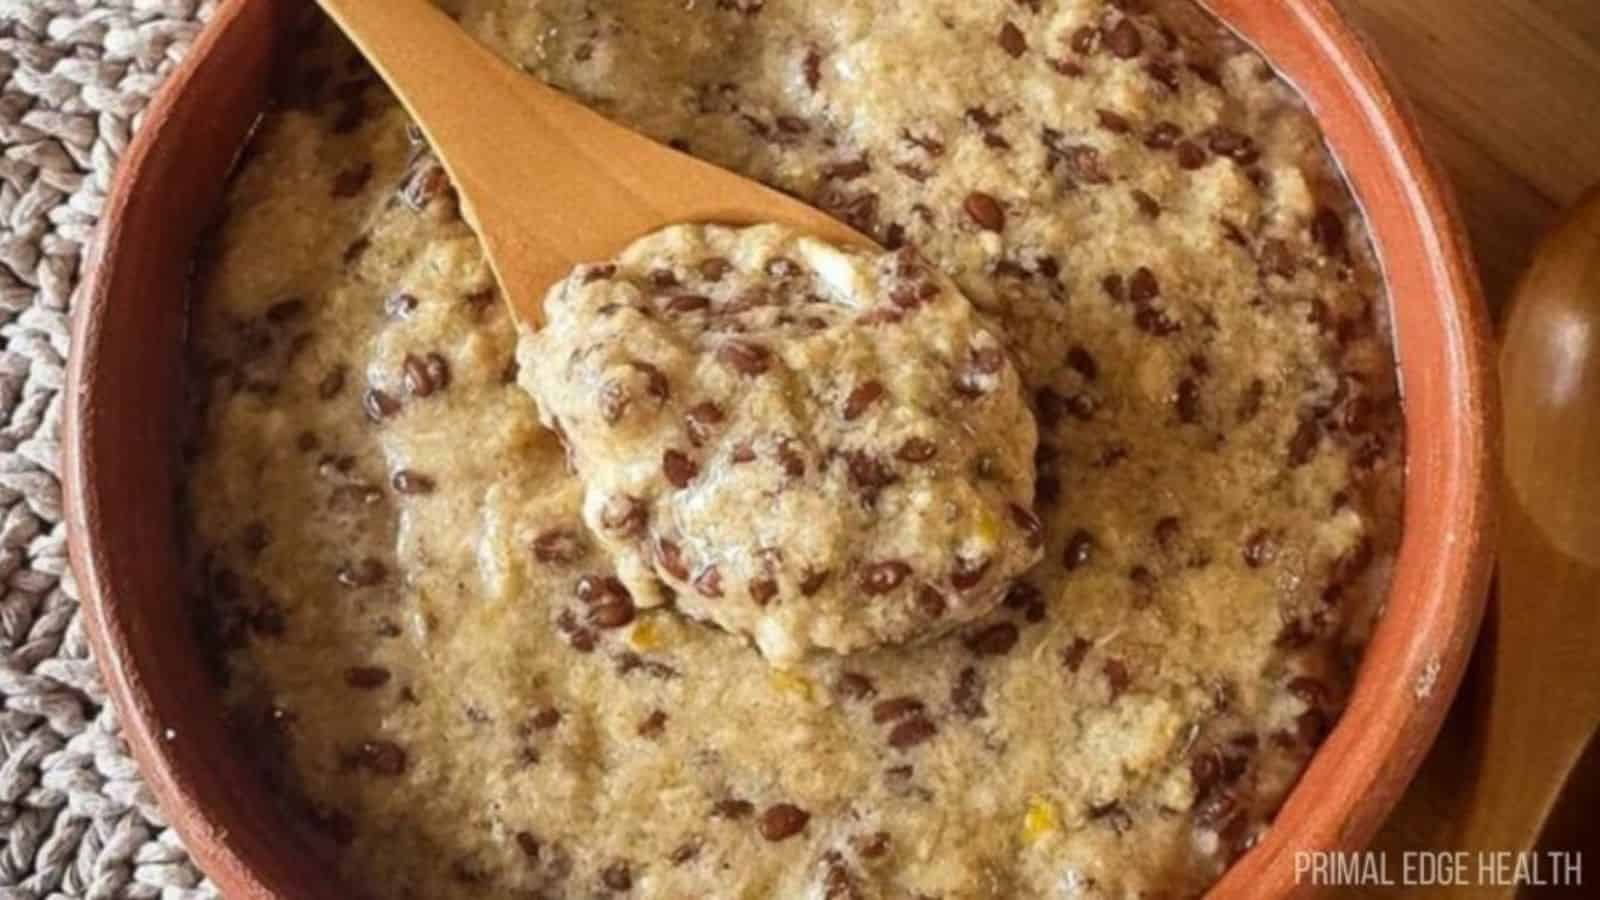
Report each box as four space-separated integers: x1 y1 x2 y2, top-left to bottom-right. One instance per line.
0 1 217 897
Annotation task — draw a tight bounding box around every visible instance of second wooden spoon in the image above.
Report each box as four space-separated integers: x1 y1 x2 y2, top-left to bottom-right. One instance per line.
1455 186 1600 895
316 0 870 323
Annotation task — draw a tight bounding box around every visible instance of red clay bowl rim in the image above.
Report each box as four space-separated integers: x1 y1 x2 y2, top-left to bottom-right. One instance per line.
64 0 1498 897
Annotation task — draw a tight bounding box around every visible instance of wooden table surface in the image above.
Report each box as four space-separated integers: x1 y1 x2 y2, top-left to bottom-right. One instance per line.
1324 1 1600 895
1342 0 1600 312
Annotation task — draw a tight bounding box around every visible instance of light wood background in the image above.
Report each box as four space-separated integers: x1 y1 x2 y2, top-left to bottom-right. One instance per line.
1326 1 1600 896
1342 0 1600 312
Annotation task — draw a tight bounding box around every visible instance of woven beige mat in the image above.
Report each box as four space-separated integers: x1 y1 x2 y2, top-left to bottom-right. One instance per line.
0 1 218 897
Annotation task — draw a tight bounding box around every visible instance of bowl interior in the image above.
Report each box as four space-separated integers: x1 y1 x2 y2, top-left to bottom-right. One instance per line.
64 1 1495 898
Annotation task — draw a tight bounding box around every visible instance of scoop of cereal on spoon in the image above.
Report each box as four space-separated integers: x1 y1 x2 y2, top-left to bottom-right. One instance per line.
314 0 1046 664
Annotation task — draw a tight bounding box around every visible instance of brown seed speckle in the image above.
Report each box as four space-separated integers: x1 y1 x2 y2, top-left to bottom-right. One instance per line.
837 672 877 701
363 388 400 421
1287 418 1321 467
598 379 627 425
1146 60 1182 92
713 798 756 819
1135 305 1182 336
665 293 711 314
533 529 586 565
1154 516 1183 549
637 710 668 739
601 861 634 891
800 568 830 595
694 565 724 598
896 437 938 463
824 158 872 182
952 666 986 718
1010 504 1044 548
1095 109 1133 136
887 716 938 749
391 469 434 495
1146 121 1182 151
697 257 733 282
765 256 803 279
556 610 597 652
1132 189 1162 219
1062 143 1111 184
1061 637 1092 673
844 380 886 420
750 577 779 606
716 340 772 376
663 449 699 488
860 561 912 594
1238 379 1266 423
965 622 1020 656
1104 19 1144 58
669 839 702 866
872 696 926 723
846 451 896 496
1311 206 1348 257
318 366 346 400
917 585 948 618
758 804 811 841
357 739 407 775
655 538 690 581
1129 267 1161 303
998 21 1028 57
588 596 637 630
856 831 891 860
1176 377 1201 423
1070 25 1099 55
1104 659 1131 700
1243 529 1275 568
963 191 1006 231
951 556 992 591
600 495 648 536
402 352 450 398
385 292 418 318
1067 346 1099 381
803 47 823 90
684 401 725 446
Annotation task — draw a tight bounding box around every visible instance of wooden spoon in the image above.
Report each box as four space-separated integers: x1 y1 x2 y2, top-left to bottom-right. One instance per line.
315 0 868 322
1449 185 1600 893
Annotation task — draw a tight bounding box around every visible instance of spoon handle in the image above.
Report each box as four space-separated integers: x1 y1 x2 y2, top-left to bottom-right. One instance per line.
316 0 864 320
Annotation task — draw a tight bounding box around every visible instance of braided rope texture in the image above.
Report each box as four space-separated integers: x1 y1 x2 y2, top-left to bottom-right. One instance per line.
0 1 218 897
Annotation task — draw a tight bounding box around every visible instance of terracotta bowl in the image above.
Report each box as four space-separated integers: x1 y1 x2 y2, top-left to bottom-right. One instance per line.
63 0 1498 897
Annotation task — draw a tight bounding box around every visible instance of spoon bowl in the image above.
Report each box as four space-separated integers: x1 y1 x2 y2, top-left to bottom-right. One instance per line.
1501 187 1600 565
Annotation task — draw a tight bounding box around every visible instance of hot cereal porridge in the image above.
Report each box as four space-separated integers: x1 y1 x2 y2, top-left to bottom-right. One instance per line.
183 0 1403 897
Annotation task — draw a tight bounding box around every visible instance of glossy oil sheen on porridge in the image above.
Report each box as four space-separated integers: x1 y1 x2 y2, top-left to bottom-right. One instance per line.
184 0 1404 898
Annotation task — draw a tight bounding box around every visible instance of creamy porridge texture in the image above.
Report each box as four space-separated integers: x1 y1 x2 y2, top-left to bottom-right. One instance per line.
185 0 1404 897
522 224 1041 665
